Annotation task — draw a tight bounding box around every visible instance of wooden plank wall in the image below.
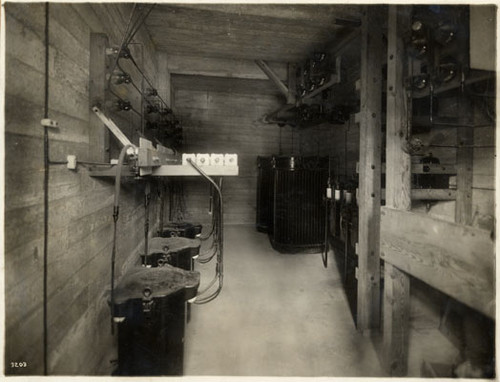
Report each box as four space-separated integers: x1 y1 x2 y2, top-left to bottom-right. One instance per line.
172 74 294 225
471 118 496 230
4 3 163 374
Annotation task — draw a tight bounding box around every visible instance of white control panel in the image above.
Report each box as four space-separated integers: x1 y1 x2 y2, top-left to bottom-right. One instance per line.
182 153 238 167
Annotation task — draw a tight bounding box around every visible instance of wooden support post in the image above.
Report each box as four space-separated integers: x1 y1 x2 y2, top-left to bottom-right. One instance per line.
287 63 297 105
383 5 412 376
89 33 110 162
357 5 383 333
255 59 290 99
383 263 411 373
455 95 474 224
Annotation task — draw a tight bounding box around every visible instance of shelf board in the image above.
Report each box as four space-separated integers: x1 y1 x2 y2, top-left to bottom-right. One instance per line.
88 164 239 178
412 71 493 99
153 165 239 177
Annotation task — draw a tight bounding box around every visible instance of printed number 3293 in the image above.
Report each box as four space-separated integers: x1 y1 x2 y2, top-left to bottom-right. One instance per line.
11 362 27 368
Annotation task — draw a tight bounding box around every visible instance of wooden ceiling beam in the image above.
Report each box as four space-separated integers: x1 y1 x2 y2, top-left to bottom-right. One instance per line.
167 54 287 81
171 74 284 97
149 4 361 29
145 4 358 63
155 43 311 63
255 60 290 98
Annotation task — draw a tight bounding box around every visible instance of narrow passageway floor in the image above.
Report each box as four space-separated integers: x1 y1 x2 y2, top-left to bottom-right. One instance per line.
184 225 387 377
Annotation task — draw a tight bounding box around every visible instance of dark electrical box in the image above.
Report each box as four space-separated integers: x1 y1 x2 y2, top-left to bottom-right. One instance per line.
112 266 199 376
158 222 203 239
256 156 275 233
261 156 328 253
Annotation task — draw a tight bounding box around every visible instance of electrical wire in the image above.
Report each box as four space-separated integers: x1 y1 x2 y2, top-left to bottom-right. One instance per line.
43 2 49 375
144 182 151 266
185 159 224 305
105 5 157 120
110 144 134 335
196 184 221 262
107 4 138 93
196 242 219 264
108 88 142 118
127 53 172 113
198 214 216 241
321 158 331 268
115 59 158 112
198 184 218 240
158 182 166 235
195 271 219 296
123 4 156 48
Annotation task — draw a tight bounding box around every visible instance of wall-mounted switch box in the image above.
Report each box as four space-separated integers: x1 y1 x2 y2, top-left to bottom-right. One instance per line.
210 154 224 166
67 155 77 170
196 153 210 166
224 154 238 166
182 153 196 165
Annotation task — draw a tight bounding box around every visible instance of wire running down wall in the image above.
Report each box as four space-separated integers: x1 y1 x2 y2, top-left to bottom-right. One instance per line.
172 74 295 225
4 3 164 374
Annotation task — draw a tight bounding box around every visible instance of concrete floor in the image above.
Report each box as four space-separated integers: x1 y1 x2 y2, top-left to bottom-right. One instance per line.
184 225 387 377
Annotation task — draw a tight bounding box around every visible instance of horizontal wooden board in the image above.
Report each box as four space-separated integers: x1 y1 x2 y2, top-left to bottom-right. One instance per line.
380 207 495 319
5 94 90 144
474 124 495 146
168 54 287 80
5 3 90 66
472 188 496 216
172 74 284 96
6 57 90 121
172 4 360 25
146 4 352 62
473 174 495 190
175 89 282 110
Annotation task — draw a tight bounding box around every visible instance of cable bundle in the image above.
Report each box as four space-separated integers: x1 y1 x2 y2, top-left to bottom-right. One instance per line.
105 4 183 150
185 160 224 305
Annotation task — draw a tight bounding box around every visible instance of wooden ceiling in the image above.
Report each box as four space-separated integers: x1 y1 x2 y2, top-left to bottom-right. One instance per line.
145 4 362 62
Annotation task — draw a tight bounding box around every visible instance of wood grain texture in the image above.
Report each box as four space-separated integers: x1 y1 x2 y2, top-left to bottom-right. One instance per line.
157 51 171 107
382 5 411 376
89 33 110 162
169 3 361 26
357 5 384 332
383 263 410 375
146 4 354 62
4 3 160 375
380 207 495 319
168 54 287 80
173 74 284 97
455 96 474 225
173 75 294 224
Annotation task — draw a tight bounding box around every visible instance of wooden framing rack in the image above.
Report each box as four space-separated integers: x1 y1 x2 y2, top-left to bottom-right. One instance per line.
88 106 239 178
381 207 495 319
